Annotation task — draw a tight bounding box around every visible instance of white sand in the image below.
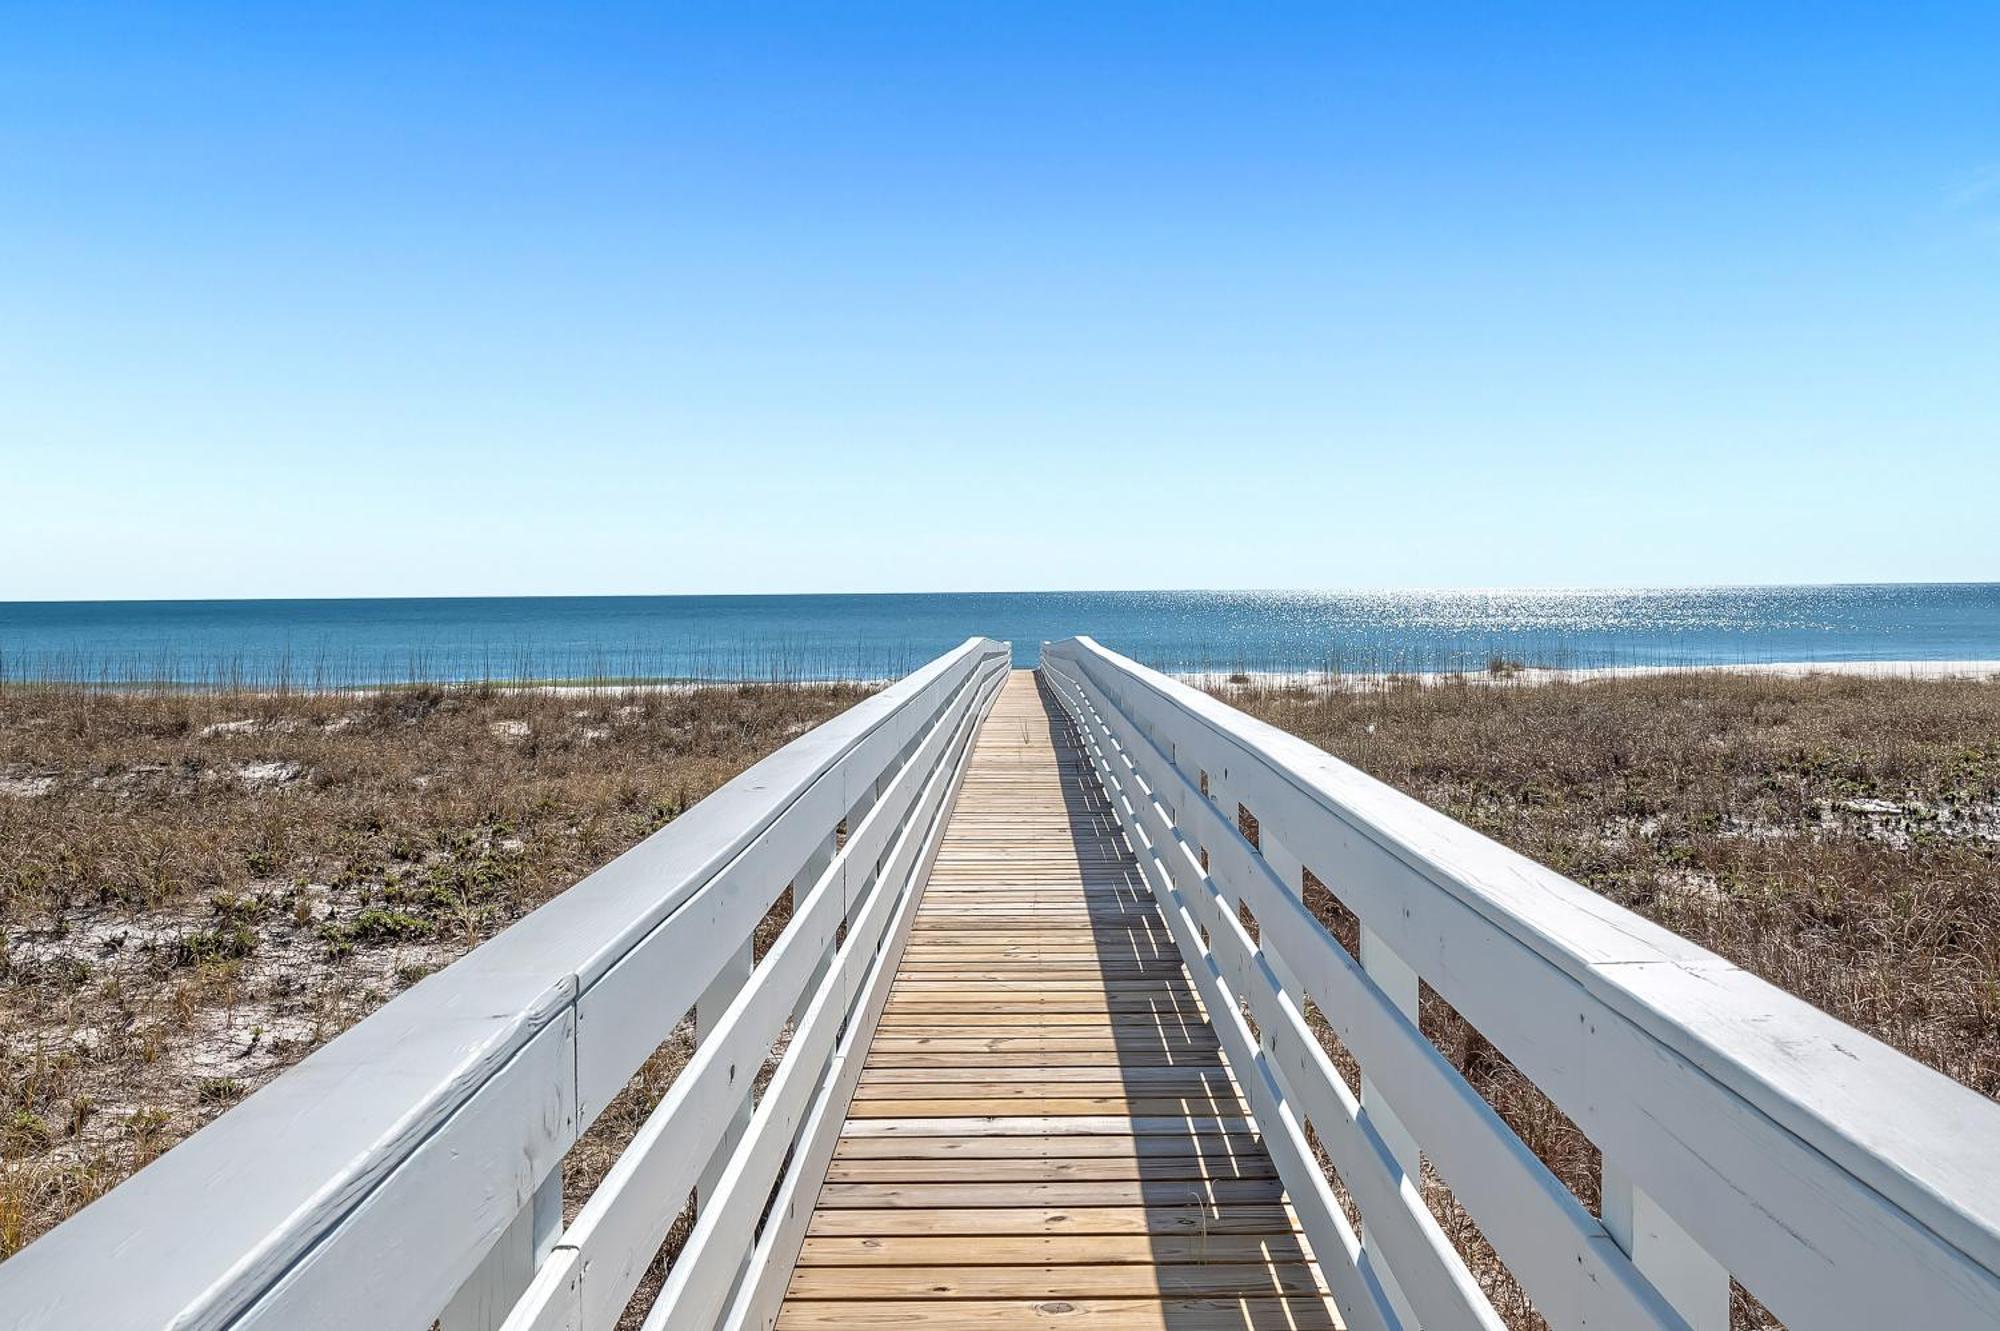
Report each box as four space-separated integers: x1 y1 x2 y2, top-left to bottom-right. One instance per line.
1177 659 2000 692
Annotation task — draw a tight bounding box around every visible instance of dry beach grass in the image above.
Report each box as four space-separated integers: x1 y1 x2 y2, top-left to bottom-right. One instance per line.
0 679 870 1262
1221 669 2000 1328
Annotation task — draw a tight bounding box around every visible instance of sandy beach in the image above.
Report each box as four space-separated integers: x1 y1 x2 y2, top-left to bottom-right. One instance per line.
1177 657 2000 691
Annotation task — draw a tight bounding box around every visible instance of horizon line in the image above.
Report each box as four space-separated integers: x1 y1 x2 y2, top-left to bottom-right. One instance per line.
4 579 1997 609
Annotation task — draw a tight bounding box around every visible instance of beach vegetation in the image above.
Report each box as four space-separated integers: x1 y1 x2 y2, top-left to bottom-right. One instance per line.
1227 669 2000 1330
0 676 872 1260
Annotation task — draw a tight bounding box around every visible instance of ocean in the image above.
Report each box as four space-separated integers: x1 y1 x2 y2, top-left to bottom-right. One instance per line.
2 585 1997 687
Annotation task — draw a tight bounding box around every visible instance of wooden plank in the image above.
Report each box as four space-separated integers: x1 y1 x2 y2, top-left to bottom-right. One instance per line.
832 1127 1264 1159
883 978 1192 989
797 1233 1317 1265
823 1156 1279 1184
777 1297 1341 1331
804 1205 1303 1238
832 1133 1266 1161
845 1098 1246 1119
856 1065 1235 1085
848 1079 1238 1099
863 1052 1222 1068
840 1115 1257 1137
878 1003 1209 1018
786 1263 1328 1298
865 1038 1219 1054
872 1016 1215 1033
814 1179 1286 1208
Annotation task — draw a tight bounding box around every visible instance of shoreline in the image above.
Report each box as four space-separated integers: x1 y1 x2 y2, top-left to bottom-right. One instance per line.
0 675 896 698
5 658 2000 696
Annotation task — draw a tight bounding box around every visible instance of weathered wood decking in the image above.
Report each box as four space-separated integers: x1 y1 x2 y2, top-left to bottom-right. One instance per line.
778 670 1340 1331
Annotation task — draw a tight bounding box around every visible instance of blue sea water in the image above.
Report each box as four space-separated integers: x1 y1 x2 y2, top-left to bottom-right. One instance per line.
1 586 1997 686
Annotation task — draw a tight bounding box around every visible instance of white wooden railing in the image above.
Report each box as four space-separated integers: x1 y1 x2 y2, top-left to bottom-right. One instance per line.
0 638 1009 1331
1040 636 2000 1331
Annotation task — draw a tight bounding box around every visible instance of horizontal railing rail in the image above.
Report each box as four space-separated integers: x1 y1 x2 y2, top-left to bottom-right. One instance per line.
1041 635 2000 1331
1 638 1010 1331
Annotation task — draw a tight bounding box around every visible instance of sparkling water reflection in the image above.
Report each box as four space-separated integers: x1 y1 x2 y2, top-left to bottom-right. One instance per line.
2 585 1996 686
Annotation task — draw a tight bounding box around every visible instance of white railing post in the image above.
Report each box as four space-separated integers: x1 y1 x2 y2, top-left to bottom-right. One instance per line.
696 935 757 1211
691 927 760 1331
1204 773 1244 914
846 778 879 838
1603 1161 1731 1331
790 829 841 1028
440 1166 564 1331
1255 831 1309 1026
1358 924 1423 1330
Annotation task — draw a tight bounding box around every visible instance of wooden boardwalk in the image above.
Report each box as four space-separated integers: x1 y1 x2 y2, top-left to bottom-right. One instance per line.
779 670 1340 1331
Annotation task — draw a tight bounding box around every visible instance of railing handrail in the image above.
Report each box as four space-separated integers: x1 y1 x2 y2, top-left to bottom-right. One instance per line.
0 638 1010 1331
1042 635 2000 1331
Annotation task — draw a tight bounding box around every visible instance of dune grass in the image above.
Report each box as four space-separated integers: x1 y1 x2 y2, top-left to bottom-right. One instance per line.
1220 670 2000 1328
0 679 872 1260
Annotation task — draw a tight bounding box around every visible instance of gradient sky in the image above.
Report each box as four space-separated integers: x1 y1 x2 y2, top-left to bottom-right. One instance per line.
3 3 1996 599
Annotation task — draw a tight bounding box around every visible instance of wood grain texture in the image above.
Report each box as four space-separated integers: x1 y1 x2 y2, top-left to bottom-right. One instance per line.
779 672 1342 1331
778 1295 1341 1331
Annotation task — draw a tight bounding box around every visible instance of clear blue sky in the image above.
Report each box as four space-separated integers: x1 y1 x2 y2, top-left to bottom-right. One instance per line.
3 3 1996 600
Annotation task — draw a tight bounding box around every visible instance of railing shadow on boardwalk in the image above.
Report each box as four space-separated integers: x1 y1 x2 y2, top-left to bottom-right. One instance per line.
1037 672 1341 1331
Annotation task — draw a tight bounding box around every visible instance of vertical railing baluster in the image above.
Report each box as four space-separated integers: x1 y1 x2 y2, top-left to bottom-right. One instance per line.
1256 831 1308 1035
696 935 757 1210
1602 1161 1730 1331
1358 925 1423 1330
1205 773 1242 916
438 1166 563 1331
791 828 841 1027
